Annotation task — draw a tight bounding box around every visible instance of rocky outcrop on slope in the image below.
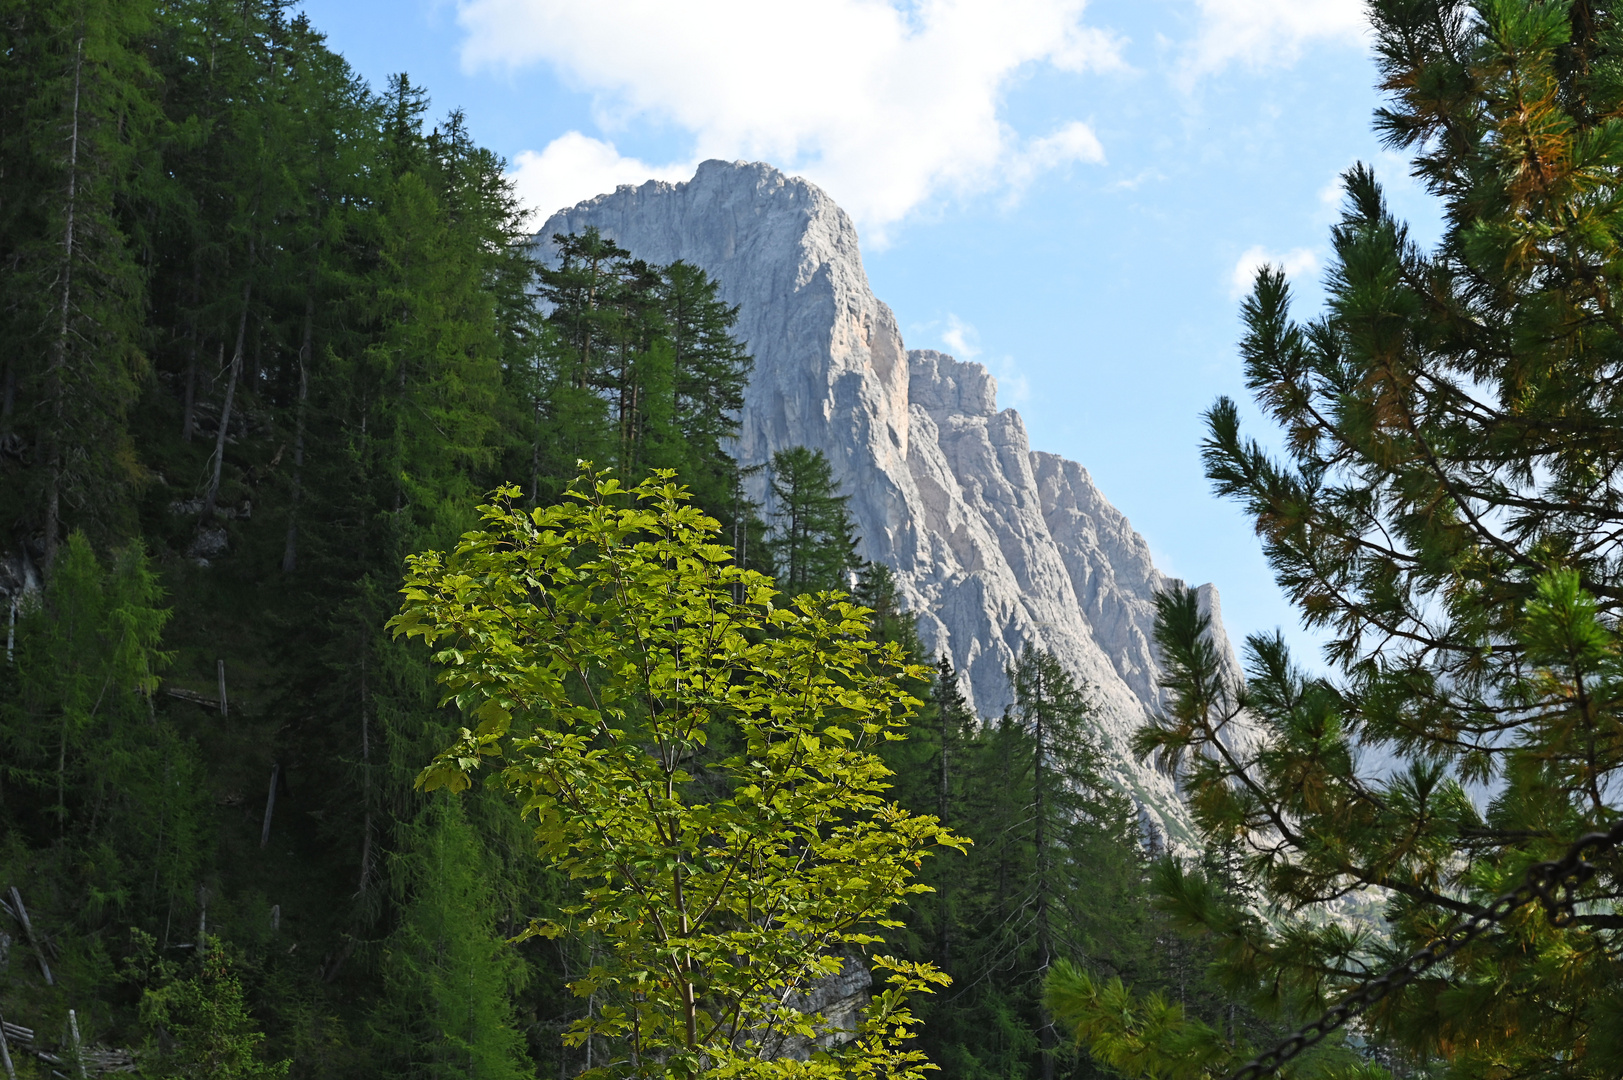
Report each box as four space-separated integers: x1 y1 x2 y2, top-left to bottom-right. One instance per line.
537 160 1236 842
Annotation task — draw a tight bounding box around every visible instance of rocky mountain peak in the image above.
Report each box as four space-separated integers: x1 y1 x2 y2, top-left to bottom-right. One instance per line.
538 159 1238 843
908 350 998 419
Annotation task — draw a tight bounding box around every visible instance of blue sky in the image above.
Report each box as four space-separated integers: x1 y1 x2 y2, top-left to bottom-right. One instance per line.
295 0 1442 666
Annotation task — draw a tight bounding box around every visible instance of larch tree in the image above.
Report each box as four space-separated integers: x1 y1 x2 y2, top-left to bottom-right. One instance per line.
658 260 754 510
766 446 861 597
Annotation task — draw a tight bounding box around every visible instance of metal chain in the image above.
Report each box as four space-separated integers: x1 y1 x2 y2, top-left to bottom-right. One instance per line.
1225 819 1623 1080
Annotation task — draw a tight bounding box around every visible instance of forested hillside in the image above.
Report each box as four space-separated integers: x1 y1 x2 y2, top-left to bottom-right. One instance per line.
0 2 1257 1077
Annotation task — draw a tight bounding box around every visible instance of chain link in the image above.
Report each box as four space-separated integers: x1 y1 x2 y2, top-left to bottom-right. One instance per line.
1224 820 1623 1080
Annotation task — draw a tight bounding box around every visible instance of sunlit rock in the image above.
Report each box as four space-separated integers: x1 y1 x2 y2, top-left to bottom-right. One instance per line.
537 160 1242 845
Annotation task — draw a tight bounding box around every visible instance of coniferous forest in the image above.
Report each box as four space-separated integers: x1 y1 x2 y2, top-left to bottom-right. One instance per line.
6 0 1623 1078
0 2 1249 1077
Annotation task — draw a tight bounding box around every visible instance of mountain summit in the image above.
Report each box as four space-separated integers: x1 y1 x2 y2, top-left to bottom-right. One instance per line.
537 159 1236 841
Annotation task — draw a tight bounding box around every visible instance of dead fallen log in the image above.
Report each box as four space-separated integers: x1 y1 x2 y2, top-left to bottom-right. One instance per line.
34 1048 137 1075
0 1012 17 1080
83 1048 137 1073
162 686 216 707
6 888 52 985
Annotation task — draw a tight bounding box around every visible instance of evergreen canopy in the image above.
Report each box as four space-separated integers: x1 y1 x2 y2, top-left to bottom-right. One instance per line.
766 447 861 597
1059 0 1623 1075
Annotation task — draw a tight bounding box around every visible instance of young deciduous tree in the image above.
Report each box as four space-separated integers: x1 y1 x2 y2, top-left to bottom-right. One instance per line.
1054 1 1623 1075
390 469 964 1079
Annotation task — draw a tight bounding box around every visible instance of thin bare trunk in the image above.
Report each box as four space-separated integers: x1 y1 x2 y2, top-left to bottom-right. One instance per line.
357 646 372 899
938 697 951 971
1033 676 1055 1080
43 38 85 570
281 294 313 573
673 870 698 1049
196 885 208 953
67 1010 85 1080
9 888 53 985
259 763 279 847
0 1010 16 1080
181 262 201 441
200 270 252 522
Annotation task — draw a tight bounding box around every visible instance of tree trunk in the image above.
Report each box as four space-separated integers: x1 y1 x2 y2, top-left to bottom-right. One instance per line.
282 293 313 573
200 270 252 522
43 38 85 571
259 763 279 847
1033 675 1055 1080
937 693 951 971
67 1010 86 1080
196 885 208 953
0 1010 16 1080
8 888 53 985
181 262 202 441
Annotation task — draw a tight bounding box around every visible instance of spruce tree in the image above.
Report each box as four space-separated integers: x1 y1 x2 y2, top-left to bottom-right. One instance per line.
137 942 291 1079
887 646 1156 1080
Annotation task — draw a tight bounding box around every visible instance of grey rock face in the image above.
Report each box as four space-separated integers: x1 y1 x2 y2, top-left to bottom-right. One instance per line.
538 160 1236 843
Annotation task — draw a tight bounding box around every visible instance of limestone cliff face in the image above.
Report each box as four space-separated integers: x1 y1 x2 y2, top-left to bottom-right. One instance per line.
537 160 1235 842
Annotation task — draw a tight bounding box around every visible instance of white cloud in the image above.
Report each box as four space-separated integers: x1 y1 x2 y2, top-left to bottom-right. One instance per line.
991 356 1031 406
1183 0 1367 80
509 133 695 223
1003 121 1106 199
1229 244 1318 299
941 313 983 359
1109 167 1166 191
936 315 1029 404
1319 174 1345 209
1315 149 1430 222
458 0 1123 234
